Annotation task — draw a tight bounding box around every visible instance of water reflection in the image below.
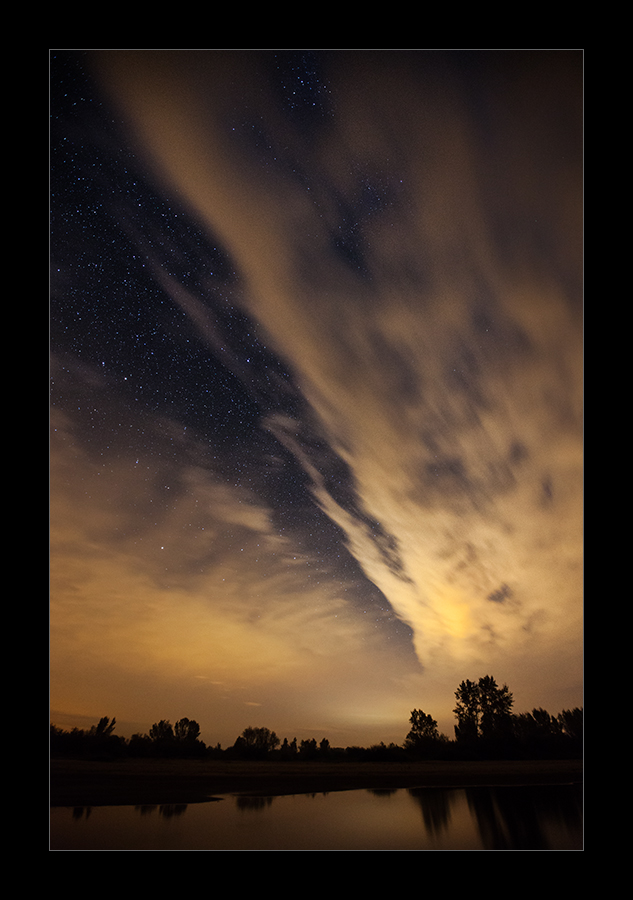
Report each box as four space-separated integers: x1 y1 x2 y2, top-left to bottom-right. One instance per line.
408 787 454 839
235 795 275 811
51 784 582 850
464 785 583 851
71 802 190 819
406 784 583 850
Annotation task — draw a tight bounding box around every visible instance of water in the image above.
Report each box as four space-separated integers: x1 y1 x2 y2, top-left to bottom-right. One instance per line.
50 783 582 850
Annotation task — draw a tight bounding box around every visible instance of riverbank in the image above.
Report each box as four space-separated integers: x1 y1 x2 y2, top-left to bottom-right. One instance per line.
50 758 583 807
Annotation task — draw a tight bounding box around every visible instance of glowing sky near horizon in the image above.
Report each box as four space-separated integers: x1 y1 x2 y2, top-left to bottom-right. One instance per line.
50 50 582 748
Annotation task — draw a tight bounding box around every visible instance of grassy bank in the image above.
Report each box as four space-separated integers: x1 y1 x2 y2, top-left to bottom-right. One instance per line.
50 758 583 807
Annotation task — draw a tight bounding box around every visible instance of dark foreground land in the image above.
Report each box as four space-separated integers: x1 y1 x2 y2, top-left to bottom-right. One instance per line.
50 758 583 807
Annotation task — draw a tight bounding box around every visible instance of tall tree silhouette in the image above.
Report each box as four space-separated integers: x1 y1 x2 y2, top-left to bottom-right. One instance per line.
454 676 513 743
453 679 481 742
478 675 513 741
404 709 440 748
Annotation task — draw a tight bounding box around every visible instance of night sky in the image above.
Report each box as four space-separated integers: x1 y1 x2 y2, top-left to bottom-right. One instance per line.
50 50 583 748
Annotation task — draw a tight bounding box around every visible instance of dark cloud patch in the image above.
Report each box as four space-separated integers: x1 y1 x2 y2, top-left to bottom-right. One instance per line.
415 452 497 511
327 170 402 280
425 456 470 489
508 441 529 466
541 475 554 506
487 583 513 604
468 299 534 366
369 329 423 407
411 434 538 512
443 341 489 415
330 216 368 276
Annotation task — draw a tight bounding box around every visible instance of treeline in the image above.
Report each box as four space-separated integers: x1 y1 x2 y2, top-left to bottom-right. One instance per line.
403 676 582 761
50 675 583 762
49 717 211 761
48 718 406 762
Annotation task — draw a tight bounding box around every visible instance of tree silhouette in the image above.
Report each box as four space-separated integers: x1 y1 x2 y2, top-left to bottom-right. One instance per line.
404 709 443 756
149 719 175 743
50 716 125 759
512 708 565 758
174 717 201 743
299 738 318 759
453 679 481 742
454 676 513 744
90 716 116 737
478 675 513 741
279 737 297 759
144 718 206 757
558 708 583 742
408 709 440 740
556 707 583 757
234 726 280 759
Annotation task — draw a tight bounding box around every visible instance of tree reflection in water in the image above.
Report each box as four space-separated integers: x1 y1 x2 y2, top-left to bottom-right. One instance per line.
407 788 455 838
235 795 275 811
407 783 581 850
465 784 582 850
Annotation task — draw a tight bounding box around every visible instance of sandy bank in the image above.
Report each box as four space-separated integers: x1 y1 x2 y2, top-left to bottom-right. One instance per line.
50 758 582 807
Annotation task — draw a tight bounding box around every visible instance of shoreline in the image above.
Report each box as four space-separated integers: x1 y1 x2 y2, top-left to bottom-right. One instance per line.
50 758 583 808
